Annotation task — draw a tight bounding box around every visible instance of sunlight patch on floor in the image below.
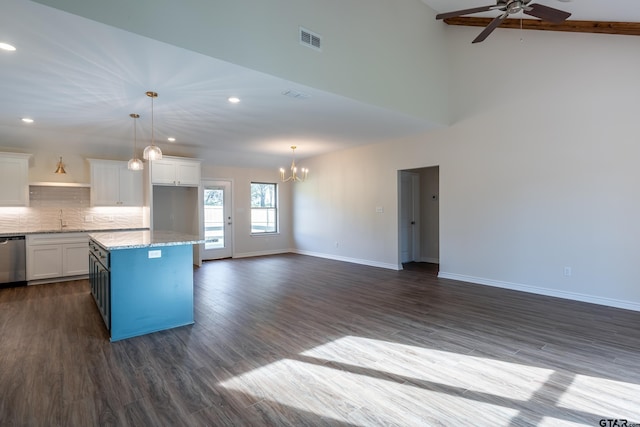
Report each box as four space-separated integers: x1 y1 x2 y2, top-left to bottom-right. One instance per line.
537 417 595 427
219 335 640 425
556 374 640 419
301 335 554 401
219 357 522 425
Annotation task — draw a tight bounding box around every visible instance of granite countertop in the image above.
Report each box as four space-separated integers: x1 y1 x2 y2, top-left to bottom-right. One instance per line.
89 230 204 250
0 227 148 238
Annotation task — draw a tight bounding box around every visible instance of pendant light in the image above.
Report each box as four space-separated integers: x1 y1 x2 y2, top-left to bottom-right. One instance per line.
54 156 66 174
142 91 163 161
127 113 144 171
279 146 308 182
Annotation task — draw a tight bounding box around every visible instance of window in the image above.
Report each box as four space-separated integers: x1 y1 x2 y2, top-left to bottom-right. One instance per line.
250 182 278 234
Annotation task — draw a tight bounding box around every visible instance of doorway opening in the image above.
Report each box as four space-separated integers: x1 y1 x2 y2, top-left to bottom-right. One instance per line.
398 166 439 270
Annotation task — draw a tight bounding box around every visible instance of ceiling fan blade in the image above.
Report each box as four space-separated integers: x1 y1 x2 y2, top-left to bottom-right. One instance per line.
436 5 496 20
472 12 508 43
523 4 571 23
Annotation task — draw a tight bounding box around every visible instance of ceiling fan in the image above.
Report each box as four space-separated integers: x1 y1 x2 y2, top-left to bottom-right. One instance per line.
436 0 572 43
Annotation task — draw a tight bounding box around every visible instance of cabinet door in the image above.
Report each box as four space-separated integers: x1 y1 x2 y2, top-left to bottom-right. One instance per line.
27 245 63 280
150 160 176 185
63 243 89 276
0 156 29 206
91 162 121 205
175 161 200 186
89 252 110 330
118 167 143 206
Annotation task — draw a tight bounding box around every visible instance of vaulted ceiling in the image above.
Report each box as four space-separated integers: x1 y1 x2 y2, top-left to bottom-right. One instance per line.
1 1 637 168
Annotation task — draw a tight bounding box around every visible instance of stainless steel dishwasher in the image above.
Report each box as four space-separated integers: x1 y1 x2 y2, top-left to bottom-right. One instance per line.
0 236 26 286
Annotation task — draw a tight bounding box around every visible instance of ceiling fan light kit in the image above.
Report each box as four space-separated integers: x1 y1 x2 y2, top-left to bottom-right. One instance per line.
436 0 571 43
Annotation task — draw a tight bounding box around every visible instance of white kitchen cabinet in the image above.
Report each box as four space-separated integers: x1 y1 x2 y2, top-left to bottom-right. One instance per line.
63 243 91 276
0 152 31 206
150 157 200 186
27 245 63 280
89 159 143 206
26 233 89 282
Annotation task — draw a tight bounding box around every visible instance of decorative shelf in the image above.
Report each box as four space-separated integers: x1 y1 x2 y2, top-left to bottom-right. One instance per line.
30 182 91 188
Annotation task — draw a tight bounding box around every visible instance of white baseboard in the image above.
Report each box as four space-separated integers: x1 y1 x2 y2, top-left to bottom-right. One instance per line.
28 274 89 286
293 249 401 270
233 249 291 259
438 271 640 312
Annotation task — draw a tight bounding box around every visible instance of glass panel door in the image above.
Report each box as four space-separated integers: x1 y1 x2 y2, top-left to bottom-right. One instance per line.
202 180 232 260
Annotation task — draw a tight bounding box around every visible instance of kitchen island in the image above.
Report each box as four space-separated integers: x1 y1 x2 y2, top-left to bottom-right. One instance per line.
88 230 203 341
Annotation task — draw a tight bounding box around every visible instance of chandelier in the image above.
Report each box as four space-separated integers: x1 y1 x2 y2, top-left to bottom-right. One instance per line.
142 91 163 161
127 113 144 171
279 146 308 182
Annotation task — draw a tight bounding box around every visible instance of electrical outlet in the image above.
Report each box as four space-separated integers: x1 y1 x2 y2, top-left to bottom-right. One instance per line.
335 241 339 248
148 250 162 259
84 215 93 222
563 267 572 277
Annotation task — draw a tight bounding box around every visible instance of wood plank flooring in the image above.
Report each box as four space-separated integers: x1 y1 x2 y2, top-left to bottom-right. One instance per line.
1 254 639 426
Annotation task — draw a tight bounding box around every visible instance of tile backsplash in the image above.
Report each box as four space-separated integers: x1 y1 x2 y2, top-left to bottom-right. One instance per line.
0 186 145 233
29 185 90 207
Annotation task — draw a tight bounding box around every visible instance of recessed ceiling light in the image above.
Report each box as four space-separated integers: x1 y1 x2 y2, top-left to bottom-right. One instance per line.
228 97 240 104
0 42 16 51
167 137 176 142
21 118 33 123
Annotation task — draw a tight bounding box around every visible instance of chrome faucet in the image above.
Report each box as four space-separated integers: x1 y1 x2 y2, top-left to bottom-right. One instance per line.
59 209 67 229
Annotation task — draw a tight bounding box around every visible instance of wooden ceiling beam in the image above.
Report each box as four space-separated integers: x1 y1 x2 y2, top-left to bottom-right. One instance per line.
443 17 640 37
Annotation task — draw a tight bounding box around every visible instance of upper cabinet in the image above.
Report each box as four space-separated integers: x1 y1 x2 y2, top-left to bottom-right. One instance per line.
0 153 31 206
88 159 143 206
150 157 200 187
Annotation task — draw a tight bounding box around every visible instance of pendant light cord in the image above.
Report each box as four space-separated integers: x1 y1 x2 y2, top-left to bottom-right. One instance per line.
151 95 154 146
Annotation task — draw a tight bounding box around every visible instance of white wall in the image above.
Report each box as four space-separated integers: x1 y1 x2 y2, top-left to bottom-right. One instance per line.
200 164 293 259
33 0 449 124
294 28 640 311
293 142 428 269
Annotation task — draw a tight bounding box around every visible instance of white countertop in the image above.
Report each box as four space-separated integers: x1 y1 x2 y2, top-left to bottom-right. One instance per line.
0 227 147 238
89 230 204 250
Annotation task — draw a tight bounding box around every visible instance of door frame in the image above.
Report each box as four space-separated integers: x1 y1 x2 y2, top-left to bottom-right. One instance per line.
397 166 440 269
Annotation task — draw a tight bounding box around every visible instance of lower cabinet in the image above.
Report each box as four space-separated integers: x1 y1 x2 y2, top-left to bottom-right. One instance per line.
64 243 91 276
26 233 89 282
89 242 110 330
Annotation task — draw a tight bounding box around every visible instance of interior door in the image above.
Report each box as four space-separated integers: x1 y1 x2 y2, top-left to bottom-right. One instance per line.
202 180 232 260
399 171 420 264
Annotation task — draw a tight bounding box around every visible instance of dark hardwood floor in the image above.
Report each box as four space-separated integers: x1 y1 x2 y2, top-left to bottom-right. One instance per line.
1 254 639 426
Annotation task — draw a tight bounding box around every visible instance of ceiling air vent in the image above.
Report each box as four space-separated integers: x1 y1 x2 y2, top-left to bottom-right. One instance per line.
299 27 321 51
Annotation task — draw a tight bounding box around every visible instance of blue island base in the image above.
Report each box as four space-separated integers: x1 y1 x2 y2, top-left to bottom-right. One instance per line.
109 244 195 342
